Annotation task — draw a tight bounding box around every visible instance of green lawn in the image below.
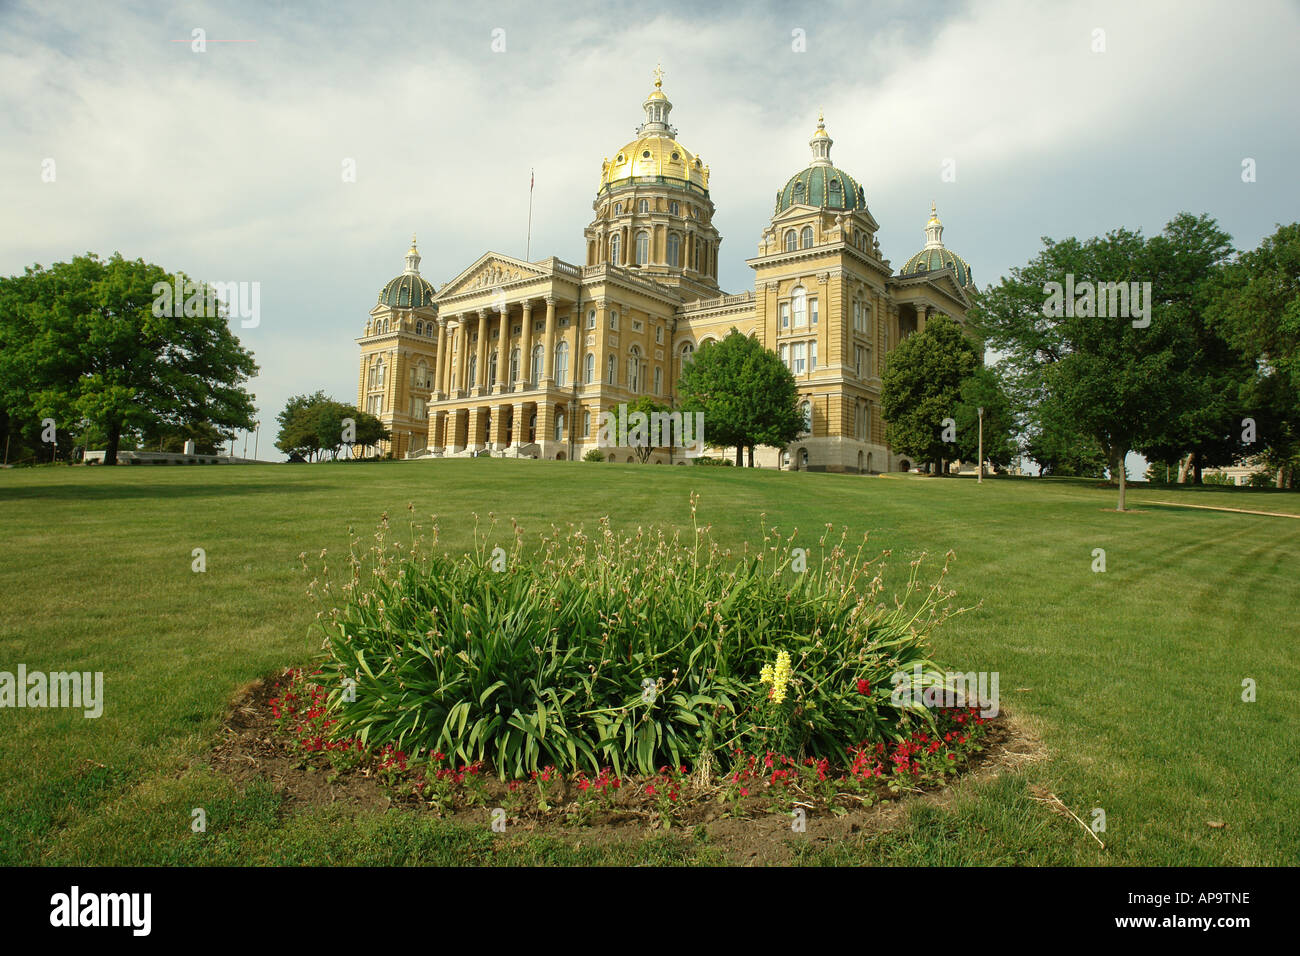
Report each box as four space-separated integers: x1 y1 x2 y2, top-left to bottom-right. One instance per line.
1 461 1296 866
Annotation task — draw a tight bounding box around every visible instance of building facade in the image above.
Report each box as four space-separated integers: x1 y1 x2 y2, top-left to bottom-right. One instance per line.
357 72 977 471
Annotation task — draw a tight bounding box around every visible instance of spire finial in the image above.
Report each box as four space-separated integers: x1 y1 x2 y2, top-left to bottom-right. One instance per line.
818 108 824 127
404 233 422 275
653 63 663 89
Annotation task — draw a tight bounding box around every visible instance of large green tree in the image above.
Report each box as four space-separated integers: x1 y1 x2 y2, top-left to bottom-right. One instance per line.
0 253 258 465
1208 222 1300 486
880 315 980 474
972 217 1234 509
677 329 802 466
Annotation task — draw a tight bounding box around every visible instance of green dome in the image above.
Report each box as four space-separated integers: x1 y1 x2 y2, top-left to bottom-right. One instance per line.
899 247 974 289
776 165 866 214
378 273 436 309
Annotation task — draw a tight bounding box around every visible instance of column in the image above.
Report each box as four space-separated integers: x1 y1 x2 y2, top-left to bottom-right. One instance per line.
495 403 512 446
468 407 485 450
495 306 510 394
542 296 557 386
434 317 448 398
473 310 489 396
520 300 534 390
455 315 468 394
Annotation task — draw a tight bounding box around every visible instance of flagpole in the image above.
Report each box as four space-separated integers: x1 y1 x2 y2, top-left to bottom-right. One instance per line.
526 168 534 261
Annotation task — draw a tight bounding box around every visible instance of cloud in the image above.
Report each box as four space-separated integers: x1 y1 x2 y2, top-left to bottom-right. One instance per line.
2 0 1296 457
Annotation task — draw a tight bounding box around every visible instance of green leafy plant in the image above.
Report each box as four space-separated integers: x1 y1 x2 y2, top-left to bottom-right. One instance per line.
307 498 968 780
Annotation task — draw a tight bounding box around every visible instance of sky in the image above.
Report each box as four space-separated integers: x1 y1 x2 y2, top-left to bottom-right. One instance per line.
3 0 1298 468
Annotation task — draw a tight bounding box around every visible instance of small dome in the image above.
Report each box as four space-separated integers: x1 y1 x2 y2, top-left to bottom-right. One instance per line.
775 114 866 214
898 204 974 288
378 273 436 309
377 235 436 309
777 165 865 213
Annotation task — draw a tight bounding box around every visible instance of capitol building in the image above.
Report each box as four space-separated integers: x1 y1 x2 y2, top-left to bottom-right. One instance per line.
357 71 976 471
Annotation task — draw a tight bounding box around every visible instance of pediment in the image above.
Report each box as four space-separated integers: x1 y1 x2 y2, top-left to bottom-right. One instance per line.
436 253 548 300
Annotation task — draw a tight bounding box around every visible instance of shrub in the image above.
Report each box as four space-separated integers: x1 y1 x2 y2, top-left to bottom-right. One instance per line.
307 498 965 781
583 449 606 462
692 456 733 466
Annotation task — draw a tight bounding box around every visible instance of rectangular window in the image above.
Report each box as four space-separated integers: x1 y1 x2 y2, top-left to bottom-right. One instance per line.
855 346 864 377
779 343 789 368
653 367 662 395
780 303 790 329
810 298 819 326
810 339 818 371
586 310 596 330
610 311 619 330
655 325 663 344
793 342 806 375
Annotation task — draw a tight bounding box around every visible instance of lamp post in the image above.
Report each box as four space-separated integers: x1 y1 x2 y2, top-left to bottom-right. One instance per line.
253 421 260 462
977 406 984 484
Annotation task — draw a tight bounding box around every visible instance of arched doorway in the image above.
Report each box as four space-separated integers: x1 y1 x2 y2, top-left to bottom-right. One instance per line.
857 451 864 473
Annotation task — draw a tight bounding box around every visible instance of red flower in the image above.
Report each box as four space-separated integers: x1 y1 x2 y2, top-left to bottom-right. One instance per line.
856 678 870 695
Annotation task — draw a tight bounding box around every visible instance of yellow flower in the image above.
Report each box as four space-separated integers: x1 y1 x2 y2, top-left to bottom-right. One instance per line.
759 664 774 684
771 650 792 704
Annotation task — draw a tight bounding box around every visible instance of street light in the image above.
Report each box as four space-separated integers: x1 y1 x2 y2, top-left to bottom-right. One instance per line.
977 406 984 484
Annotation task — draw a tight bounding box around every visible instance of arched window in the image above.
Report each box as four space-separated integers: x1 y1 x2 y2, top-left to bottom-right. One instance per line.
792 286 807 327
667 232 680 267
610 233 620 265
635 231 649 266
555 341 569 386
638 199 648 214
609 309 619 330
628 346 642 392
487 351 497 388
554 410 565 443
510 347 520 385
530 344 543 386
415 321 423 335
375 357 385 387
800 400 812 434
784 230 797 252
680 341 695 374
606 354 617 385
586 309 596 330
801 226 814 249
468 355 477 389
584 351 595 384
614 202 622 215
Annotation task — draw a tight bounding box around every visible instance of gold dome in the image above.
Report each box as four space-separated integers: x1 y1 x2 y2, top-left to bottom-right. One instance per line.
601 136 709 190
598 66 709 194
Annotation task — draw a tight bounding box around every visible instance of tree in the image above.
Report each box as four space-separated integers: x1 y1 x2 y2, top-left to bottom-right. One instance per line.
276 391 328 461
677 329 802 466
276 392 387 461
880 315 980 474
1134 214 1246 483
953 365 1016 470
624 396 672 463
971 220 1218 509
1209 222 1300 487
0 253 258 465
